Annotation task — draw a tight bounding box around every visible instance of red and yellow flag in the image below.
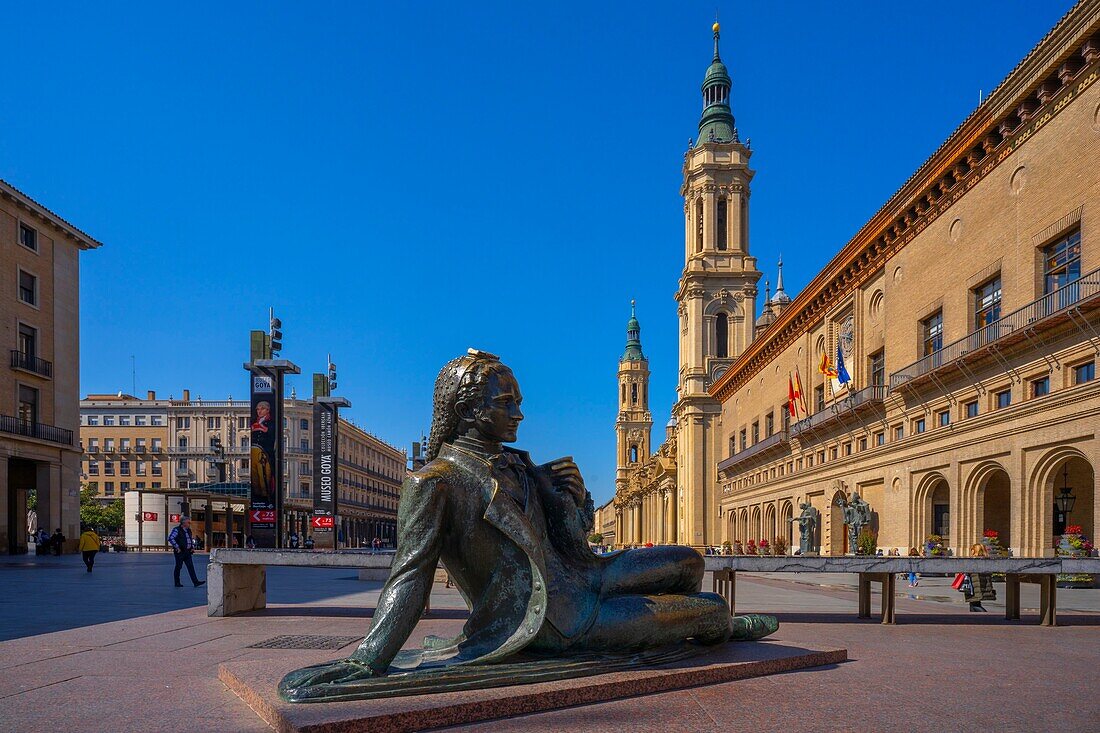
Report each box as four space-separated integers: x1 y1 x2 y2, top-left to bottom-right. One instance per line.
818 351 838 378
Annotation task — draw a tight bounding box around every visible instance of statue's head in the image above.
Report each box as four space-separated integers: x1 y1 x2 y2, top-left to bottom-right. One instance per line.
799 501 812 511
427 349 524 459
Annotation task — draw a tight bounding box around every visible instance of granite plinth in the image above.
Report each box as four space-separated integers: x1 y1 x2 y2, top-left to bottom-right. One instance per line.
220 641 846 733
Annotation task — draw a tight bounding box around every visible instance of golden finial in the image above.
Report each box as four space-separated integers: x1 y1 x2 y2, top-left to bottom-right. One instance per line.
712 21 720 33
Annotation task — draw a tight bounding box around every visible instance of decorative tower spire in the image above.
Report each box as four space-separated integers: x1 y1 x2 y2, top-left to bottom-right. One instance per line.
698 20 738 144
622 299 644 361
764 279 771 306
772 255 791 305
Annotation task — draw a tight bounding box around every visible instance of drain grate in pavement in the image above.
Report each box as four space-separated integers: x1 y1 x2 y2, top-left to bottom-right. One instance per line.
248 635 360 650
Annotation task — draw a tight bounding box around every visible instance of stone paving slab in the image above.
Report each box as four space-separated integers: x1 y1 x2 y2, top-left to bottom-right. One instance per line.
219 641 846 733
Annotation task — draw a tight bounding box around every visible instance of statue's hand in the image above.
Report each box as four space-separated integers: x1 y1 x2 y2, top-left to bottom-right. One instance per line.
279 657 381 695
547 457 586 507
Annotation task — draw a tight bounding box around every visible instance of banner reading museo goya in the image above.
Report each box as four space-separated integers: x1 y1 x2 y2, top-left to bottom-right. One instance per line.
312 400 337 529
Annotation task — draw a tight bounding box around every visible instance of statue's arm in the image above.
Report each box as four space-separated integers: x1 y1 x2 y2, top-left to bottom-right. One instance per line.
350 474 446 673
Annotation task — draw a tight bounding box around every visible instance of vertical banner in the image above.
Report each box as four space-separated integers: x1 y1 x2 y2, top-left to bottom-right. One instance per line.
249 370 281 547
312 400 338 546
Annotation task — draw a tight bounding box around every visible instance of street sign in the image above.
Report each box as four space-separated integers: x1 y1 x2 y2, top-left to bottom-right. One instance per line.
249 509 276 523
310 515 335 529
142 511 158 521
169 513 181 523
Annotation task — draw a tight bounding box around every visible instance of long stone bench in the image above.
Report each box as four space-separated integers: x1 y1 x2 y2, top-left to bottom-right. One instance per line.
703 555 1100 626
208 548 1099 626
207 548 397 616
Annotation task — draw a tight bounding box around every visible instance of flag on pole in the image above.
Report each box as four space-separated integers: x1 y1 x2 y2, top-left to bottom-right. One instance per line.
836 341 852 386
818 351 837 378
787 373 798 418
794 367 808 416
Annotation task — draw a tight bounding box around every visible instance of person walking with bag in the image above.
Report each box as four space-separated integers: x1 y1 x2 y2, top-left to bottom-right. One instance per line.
78 525 101 572
955 543 996 611
167 516 205 588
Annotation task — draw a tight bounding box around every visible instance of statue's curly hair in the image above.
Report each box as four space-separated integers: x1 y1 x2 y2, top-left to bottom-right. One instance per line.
426 349 509 460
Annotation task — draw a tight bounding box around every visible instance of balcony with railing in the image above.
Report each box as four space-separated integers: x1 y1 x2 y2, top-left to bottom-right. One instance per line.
0 415 73 445
717 430 789 475
891 266 1100 390
790 385 887 438
10 350 52 378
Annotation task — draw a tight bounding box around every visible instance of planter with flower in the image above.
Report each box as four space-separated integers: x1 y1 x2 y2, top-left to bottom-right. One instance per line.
981 529 1006 558
924 534 947 557
772 535 789 556
856 528 878 556
1056 525 1097 588
757 538 770 555
746 539 758 556
733 540 744 555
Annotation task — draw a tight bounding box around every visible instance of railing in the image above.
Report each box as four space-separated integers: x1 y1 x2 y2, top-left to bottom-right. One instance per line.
167 446 213 455
0 415 73 445
891 266 1100 388
10 350 52 378
717 430 788 474
790 385 887 437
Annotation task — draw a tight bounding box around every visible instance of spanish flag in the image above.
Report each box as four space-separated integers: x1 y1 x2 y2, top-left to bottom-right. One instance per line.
794 367 808 416
787 374 798 418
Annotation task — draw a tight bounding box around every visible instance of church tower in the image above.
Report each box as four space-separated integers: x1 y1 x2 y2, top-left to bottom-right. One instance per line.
616 301 652 496
673 21 762 546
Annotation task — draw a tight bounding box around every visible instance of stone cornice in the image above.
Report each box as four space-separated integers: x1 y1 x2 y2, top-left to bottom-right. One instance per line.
709 1 1100 403
1 178 103 250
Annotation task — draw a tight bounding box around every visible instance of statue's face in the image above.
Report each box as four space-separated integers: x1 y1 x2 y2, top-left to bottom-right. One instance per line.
469 369 524 443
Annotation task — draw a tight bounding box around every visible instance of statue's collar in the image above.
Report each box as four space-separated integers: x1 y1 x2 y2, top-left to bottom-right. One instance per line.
439 443 533 473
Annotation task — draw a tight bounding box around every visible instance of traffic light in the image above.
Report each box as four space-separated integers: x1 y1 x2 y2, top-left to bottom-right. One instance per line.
269 315 283 355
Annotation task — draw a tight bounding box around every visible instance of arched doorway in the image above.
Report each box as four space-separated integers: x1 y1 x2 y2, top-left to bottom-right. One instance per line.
981 469 1012 551
764 504 776 545
1026 449 1095 556
750 506 762 543
931 481 951 542
780 501 794 553
829 490 847 555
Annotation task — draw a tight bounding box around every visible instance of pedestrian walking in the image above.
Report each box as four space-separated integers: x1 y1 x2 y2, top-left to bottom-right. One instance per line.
167 516 205 588
961 543 996 612
36 528 50 555
50 528 65 556
304 535 314 550
907 547 920 587
78 525 101 572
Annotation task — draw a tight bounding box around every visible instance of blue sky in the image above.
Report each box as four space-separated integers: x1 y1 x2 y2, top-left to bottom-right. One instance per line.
3 1 1073 506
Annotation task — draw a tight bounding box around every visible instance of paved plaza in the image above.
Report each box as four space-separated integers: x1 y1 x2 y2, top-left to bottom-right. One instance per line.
0 553 1097 731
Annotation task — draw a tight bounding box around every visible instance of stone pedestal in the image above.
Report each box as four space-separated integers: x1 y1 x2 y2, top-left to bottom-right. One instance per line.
208 562 266 617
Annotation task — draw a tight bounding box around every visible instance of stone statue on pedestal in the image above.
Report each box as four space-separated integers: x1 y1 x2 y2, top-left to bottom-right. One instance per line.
280 350 777 702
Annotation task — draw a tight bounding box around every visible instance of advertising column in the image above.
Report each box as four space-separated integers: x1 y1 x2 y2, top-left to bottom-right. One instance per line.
248 370 281 547
311 366 349 550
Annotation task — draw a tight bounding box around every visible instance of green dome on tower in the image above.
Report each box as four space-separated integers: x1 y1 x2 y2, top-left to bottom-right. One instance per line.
697 22 739 145
622 300 645 361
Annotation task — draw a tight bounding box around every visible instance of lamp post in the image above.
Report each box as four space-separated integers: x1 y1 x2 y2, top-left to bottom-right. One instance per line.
1053 464 1075 536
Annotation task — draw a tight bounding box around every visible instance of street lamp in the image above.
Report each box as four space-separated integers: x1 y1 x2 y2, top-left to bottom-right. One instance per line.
1054 464 1075 516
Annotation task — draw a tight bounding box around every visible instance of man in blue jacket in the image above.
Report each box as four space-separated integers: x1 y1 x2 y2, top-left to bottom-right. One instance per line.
168 516 205 588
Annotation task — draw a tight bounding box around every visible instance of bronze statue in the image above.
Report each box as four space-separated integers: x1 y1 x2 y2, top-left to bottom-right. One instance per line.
280 350 777 702
788 501 817 555
835 492 872 554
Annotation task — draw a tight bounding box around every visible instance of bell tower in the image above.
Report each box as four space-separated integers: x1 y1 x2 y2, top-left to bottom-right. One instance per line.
673 21 762 547
616 301 652 495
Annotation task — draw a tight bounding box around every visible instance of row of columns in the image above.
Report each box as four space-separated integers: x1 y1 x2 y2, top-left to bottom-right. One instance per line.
615 488 679 546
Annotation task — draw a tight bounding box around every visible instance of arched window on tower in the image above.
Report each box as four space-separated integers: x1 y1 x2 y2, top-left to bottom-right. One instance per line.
631 383 638 404
630 445 639 463
716 313 729 358
621 383 626 405
716 198 727 250
695 199 704 252
642 383 646 405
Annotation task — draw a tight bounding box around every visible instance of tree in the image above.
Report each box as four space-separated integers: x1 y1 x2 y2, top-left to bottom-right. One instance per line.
79 486 124 533
588 533 604 545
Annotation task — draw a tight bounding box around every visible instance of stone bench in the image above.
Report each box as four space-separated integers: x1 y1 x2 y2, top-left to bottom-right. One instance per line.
702 555 1100 626
207 548 399 616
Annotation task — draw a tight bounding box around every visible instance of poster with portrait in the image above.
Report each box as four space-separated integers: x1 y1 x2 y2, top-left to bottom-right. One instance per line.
249 372 281 547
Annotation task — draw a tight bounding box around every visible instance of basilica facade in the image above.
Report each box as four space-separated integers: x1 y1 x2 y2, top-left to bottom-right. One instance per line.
608 4 1100 556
